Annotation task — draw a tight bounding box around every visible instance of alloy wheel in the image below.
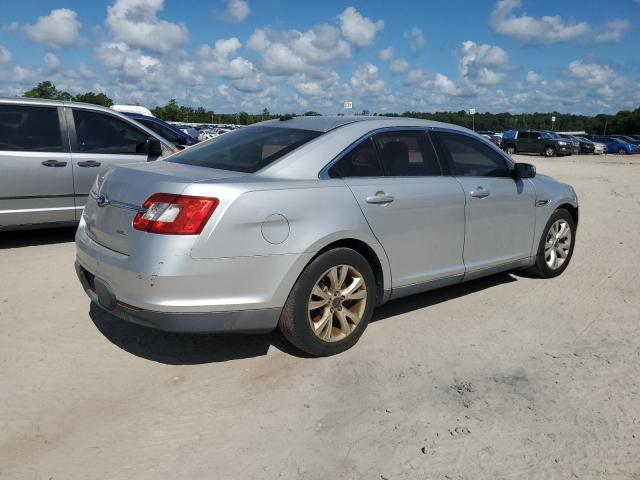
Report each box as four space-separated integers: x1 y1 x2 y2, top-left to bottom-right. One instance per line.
545 146 555 157
618 148 626 155
544 219 572 270
308 265 367 342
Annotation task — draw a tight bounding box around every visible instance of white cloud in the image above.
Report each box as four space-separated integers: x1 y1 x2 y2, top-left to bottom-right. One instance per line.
389 58 409 73
95 41 165 82
24 9 82 48
378 47 394 61
44 52 61 69
197 37 255 79
338 7 383 47
458 40 508 86
490 0 590 44
0 46 11 64
13 65 35 83
595 19 631 43
351 64 384 93
221 0 251 23
106 0 188 53
407 69 461 96
526 70 541 83
247 24 350 75
568 60 615 86
405 27 424 52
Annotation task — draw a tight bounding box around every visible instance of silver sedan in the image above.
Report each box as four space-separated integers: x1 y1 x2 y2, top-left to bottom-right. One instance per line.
75 116 578 356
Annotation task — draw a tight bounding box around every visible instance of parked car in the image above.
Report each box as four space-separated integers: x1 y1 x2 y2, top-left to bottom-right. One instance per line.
575 136 605 154
501 129 572 157
123 113 199 149
591 136 638 155
481 134 502 146
559 134 594 154
606 135 640 147
76 116 578 356
0 98 177 231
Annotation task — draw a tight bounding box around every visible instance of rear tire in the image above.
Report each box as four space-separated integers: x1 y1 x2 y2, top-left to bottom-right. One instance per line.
279 248 376 356
529 208 576 278
505 145 517 155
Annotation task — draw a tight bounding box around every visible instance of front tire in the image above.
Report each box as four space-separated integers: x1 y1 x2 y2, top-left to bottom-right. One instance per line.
505 144 517 155
530 208 576 278
618 148 627 155
279 248 376 356
544 146 557 157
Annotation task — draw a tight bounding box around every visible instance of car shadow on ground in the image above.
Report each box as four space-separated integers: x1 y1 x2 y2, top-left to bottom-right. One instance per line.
0 227 77 249
90 272 518 365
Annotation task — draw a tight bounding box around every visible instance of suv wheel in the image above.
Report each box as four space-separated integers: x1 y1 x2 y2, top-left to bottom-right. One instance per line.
279 248 376 356
505 145 517 155
544 146 556 157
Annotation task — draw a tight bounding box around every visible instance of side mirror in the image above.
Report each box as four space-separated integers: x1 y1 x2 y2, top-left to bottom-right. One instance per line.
142 138 163 156
514 162 536 179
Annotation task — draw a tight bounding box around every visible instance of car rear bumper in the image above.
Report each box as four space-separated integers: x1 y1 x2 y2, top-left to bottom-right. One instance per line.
76 261 281 333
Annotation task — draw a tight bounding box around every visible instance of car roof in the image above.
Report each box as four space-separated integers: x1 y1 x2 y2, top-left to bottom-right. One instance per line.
256 115 461 133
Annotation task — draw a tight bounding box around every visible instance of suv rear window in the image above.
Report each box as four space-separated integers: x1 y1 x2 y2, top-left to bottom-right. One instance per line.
0 105 63 152
168 126 322 173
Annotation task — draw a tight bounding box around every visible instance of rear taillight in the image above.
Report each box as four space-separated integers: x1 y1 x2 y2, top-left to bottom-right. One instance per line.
133 193 219 235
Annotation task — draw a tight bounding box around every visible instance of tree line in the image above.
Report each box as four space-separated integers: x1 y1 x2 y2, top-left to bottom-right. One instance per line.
21 81 640 134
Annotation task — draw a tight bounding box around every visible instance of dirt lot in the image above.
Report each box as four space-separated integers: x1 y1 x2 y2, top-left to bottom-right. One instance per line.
1 153 639 479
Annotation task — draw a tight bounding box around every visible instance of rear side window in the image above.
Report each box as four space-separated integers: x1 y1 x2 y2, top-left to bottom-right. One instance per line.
137 118 181 144
329 137 383 178
434 131 510 178
373 131 441 176
169 126 321 173
73 109 149 154
0 105 63 152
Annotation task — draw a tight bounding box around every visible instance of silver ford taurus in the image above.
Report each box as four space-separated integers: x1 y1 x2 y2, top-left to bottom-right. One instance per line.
75 116 578 356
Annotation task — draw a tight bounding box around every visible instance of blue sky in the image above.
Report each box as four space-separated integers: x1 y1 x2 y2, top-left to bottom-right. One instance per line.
0 0 638 114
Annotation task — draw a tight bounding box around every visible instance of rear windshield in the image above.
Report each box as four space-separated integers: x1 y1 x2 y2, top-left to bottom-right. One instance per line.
168 126 322 173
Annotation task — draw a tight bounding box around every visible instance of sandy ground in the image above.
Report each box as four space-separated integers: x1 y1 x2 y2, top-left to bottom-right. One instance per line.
1 153 639 480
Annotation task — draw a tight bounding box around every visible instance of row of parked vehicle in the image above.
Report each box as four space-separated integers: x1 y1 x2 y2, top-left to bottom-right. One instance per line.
480 129 640 157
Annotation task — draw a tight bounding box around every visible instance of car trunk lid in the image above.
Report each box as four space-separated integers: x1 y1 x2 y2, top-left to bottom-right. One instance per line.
83 161 245 255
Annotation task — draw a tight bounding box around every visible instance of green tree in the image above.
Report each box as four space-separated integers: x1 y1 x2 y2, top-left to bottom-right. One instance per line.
24 81 71 100
74 92 113 107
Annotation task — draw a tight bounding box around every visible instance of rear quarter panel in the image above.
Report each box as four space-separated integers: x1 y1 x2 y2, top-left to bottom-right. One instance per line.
187 180 391 290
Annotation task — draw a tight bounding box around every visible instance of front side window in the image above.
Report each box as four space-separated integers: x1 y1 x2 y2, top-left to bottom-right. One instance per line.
138 118 181 144
0 105 63 152
73 110 149 154
373 131 441 176
169 126 321 173
434 131 511 178
329 137 383 178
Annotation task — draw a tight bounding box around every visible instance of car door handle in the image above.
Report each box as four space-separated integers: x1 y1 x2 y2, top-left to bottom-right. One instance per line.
470 187 490 198
77 160 102 168
365 192 395 204
41 159 67 167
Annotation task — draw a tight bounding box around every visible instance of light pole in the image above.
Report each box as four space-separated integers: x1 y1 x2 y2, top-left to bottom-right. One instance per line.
469 108 476 131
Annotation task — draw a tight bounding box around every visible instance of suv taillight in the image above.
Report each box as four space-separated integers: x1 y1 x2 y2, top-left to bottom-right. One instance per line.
133 193 219 235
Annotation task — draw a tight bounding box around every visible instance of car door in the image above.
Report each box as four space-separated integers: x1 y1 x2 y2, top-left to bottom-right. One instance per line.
0 103 75 229
67 107 160 218
432 130 536 277
332 130 466 290
516 131 532 153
